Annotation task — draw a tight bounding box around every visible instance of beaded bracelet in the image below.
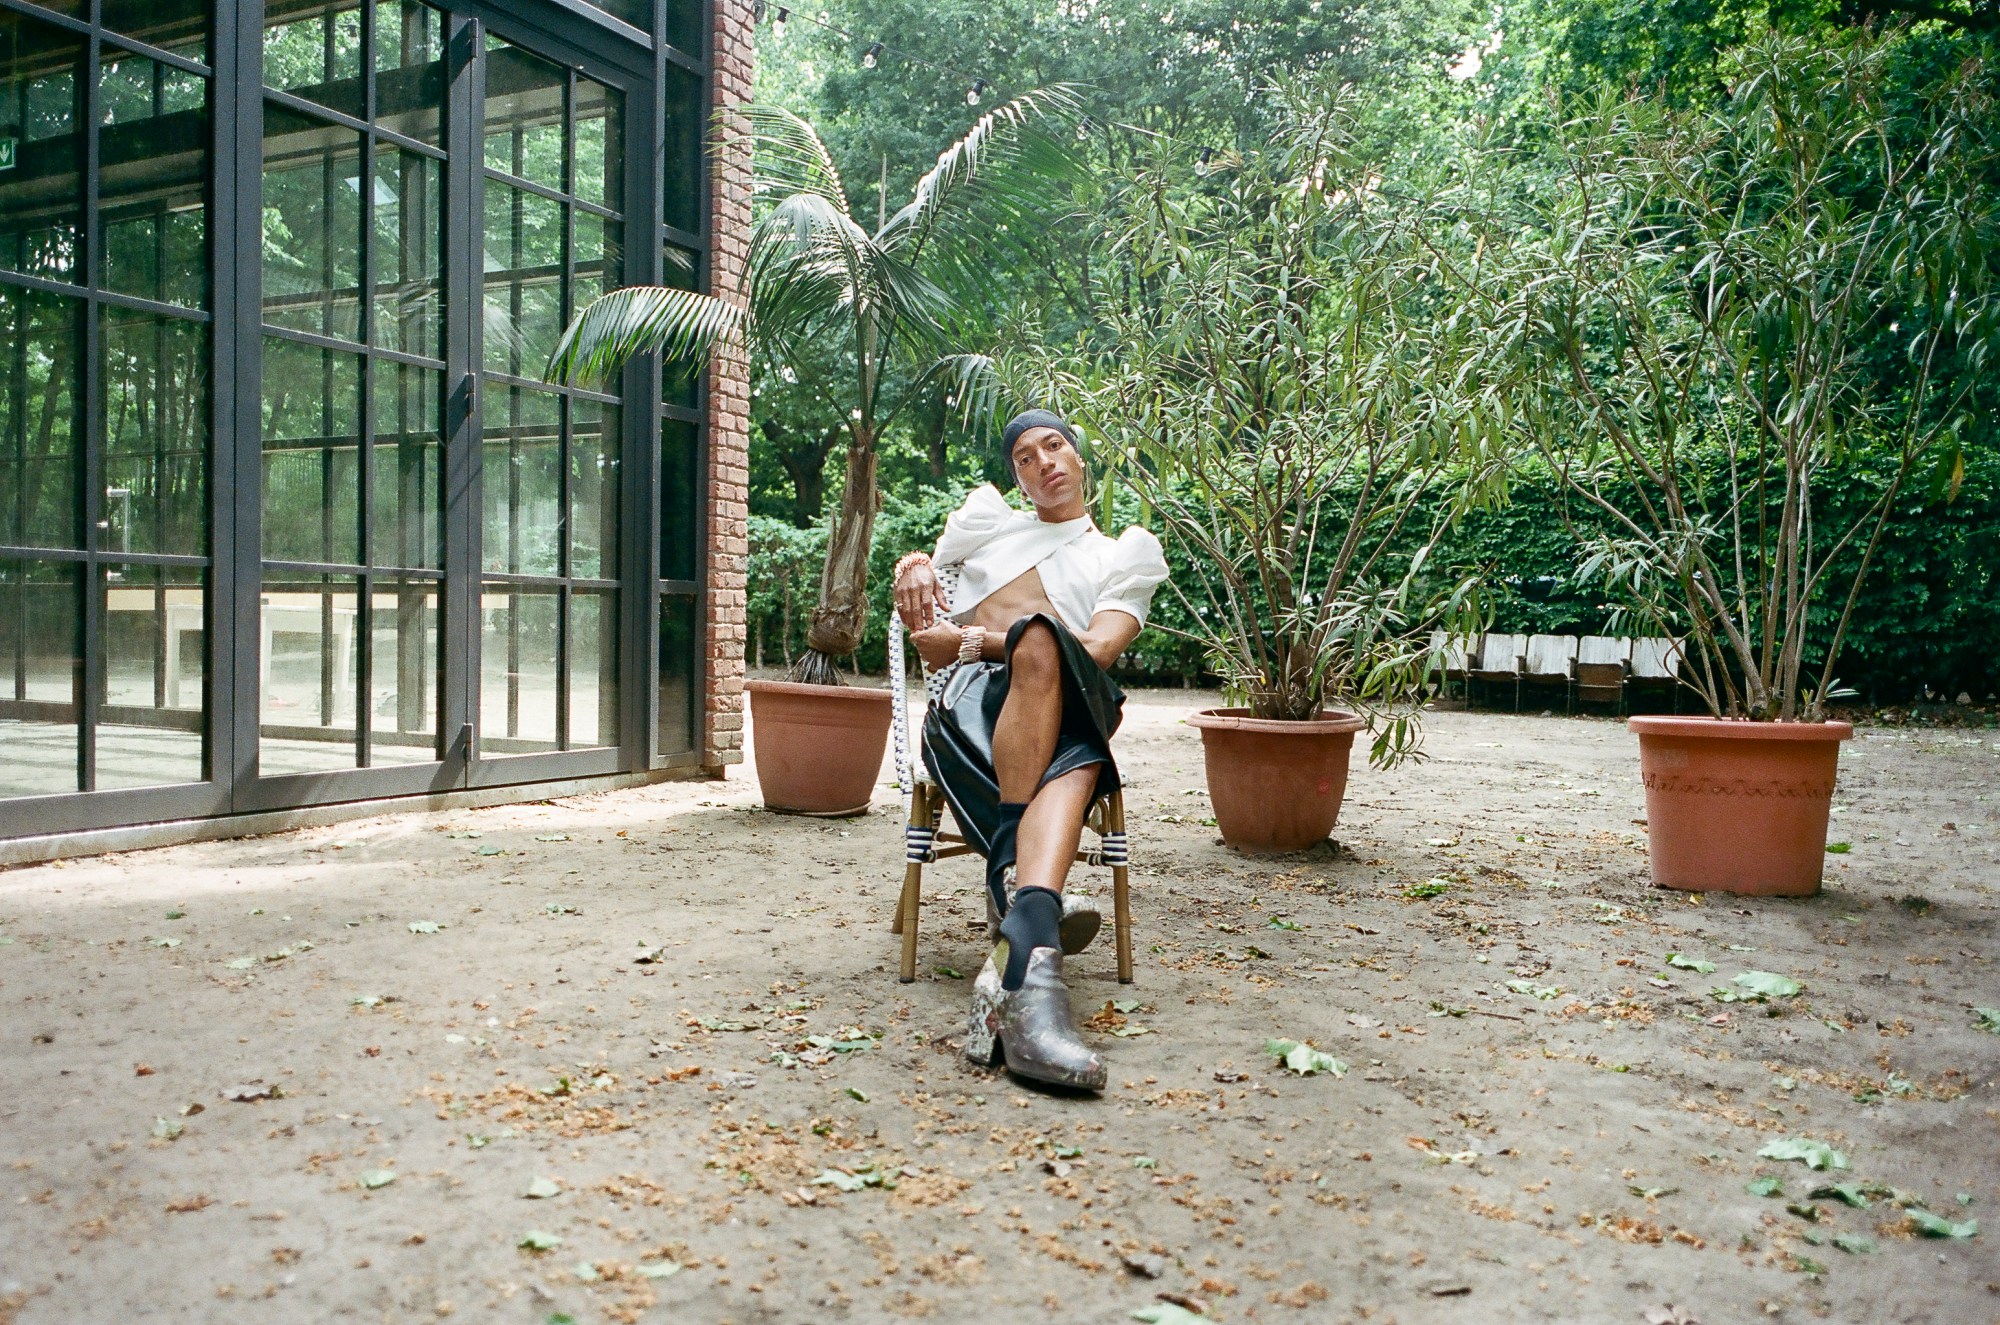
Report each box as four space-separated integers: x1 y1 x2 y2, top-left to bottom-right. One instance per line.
892 550 932 586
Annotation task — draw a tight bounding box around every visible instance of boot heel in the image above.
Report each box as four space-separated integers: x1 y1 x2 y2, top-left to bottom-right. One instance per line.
965 956 1005 1067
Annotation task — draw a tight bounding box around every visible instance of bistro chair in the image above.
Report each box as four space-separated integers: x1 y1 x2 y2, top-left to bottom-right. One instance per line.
885 569 1134 986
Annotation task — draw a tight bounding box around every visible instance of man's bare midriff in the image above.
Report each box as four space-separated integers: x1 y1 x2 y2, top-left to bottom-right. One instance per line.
964 567 1062 636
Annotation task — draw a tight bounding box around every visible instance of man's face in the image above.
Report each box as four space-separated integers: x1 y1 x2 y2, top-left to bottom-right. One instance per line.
1011 426 1085 510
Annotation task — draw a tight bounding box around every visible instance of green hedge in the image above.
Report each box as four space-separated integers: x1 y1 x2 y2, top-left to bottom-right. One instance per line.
747 451 2000 702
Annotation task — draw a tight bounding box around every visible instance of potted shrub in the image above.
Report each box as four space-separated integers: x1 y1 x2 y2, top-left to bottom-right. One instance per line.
1484 33 1999 893
550 94 1081 814
1039 81 1492 851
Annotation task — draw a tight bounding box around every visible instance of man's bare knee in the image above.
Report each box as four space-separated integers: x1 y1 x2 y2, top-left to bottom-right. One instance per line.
1010 620 1060 681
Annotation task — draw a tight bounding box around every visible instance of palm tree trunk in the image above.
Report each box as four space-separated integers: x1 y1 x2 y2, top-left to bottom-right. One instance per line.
792 436 878 685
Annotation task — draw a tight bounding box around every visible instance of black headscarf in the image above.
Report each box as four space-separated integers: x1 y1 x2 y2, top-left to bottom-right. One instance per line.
998 409 1079 486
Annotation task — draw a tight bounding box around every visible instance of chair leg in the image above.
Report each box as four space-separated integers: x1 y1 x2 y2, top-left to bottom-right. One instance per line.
1108 789 1134 984
895 784 928 984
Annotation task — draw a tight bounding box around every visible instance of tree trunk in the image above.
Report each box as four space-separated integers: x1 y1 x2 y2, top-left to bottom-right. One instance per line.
793 437 879 685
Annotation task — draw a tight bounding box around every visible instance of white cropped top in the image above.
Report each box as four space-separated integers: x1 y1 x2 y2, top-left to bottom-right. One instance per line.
930 484 1170 634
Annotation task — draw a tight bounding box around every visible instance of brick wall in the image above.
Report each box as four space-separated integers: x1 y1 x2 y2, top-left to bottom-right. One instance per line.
702 0 754 772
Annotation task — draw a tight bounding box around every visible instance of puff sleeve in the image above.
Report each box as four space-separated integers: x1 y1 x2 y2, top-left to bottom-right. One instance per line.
1093 527 1170 628
930 483 1014 568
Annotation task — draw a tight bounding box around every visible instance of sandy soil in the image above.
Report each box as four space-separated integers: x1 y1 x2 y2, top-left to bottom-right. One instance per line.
1 691 1996 1325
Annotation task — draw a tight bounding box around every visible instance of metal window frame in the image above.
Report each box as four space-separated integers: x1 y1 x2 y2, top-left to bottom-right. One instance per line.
0 0 717 841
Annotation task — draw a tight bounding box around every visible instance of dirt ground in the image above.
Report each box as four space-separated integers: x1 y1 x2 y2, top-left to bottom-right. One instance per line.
2 690 1996 1325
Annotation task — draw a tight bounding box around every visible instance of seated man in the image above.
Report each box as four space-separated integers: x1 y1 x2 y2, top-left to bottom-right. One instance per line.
892 409 1168 1091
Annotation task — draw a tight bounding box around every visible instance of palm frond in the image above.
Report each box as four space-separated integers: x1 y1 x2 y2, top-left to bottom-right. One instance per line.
733 104 852 213
547 285 744 388
878 86 1085 268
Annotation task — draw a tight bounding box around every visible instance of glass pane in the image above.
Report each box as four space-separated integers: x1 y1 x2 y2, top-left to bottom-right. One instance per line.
260 572 360 772
0 11 84 283
102 308 207 557
374 0 444 146
0 559 80 797
663 0 700 55
262 101 364 342
99 53 208 309
573 77 622 210
483 38 564 190
569 399 618 579
372 142 442 356
480 384 561 576
656 592 695 758
573 211 622 310
660 246 700 407
368 576 437 764
370 359 442 569
581 0 652 32
483 182 564 376
662 63 701 234
262 0 363 119
102 0 207 65
262 336 362 565
0 285 80 549
658 418 697 581
570 589 616 748
98 562 205 789
479 582 558 751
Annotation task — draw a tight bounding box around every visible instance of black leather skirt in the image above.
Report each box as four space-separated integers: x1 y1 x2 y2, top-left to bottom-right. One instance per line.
920 613 1125 858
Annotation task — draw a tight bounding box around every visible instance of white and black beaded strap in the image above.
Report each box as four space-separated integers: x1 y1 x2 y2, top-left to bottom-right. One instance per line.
889 562 964 808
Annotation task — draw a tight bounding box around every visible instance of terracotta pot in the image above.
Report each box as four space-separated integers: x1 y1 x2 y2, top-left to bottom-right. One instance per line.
1630 715 1854 897
1186 708 1366 852
747 679 895 816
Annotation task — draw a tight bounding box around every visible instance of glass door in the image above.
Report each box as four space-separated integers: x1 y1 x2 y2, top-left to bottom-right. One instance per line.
474 32 624 763
254 0 448 776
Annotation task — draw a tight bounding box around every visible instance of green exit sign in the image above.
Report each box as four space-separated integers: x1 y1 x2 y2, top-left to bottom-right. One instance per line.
0 138 16 171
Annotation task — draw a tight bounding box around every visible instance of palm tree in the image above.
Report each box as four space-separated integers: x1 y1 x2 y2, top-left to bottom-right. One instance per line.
549 89 1081 685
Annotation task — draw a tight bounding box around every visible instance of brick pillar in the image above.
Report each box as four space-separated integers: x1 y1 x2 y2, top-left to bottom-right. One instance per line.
702 0 754 772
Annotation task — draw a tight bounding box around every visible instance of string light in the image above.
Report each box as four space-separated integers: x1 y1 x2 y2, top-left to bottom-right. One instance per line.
770 5 788 39
966 78 987 105
861 41 882 69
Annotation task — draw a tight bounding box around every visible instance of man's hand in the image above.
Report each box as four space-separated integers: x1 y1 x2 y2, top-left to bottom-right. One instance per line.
894 557 951 630
912 622 965 672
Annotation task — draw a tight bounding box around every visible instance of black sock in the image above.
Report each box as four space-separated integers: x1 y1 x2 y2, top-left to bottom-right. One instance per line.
986 801 1028 918
998 886 1062 991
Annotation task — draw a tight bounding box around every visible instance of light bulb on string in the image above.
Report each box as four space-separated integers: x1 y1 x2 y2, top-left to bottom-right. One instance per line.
751 0 765 21
1194 147 1213 176
771 6 788 39
861 41 882 68
966 78 987 105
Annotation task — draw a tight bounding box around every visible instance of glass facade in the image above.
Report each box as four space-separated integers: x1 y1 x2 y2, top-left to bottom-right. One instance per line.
0 0 713 839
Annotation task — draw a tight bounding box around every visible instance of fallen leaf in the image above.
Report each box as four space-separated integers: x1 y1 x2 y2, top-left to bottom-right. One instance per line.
151 1117 183 1141
408 921 442 934
1629 1185 1678 1199
1809 1183 1870 1208
360 1170 396 1189
1824 842 1851 854
846 1087 870 1103
523 1177 562 1199
1132 1304 1206 1324
165 1195 214 1213
225 957 257 970
1906 1210 1978 1239
1758 1137 1848 1172
1123 1251 1169 1278
1665 953 1715 974
1733 971 1803 999
1264 1038 1347 1077
933 965 964 980
221 1081 279 1102
1832 1233 1876 1254
148 936 182 948
1973 1008 2000 1034
534 833 570 842
1747 1176 1784 1198
636 1261 681 1279
518 1230 562 1251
